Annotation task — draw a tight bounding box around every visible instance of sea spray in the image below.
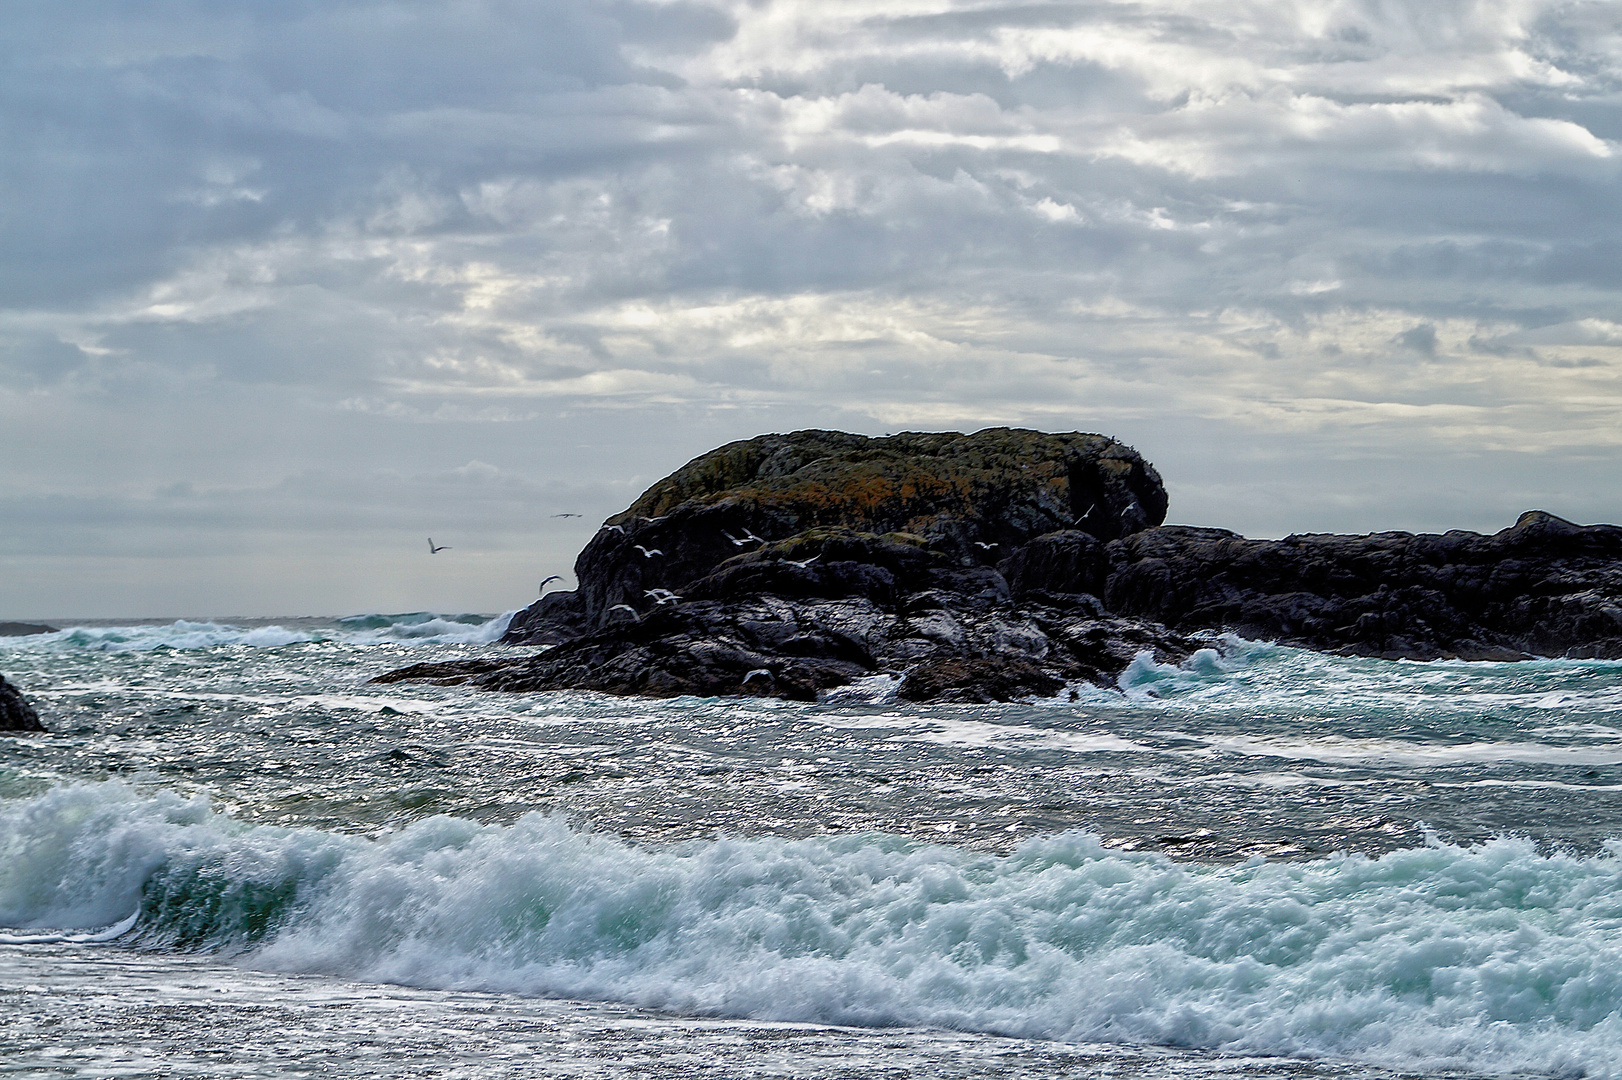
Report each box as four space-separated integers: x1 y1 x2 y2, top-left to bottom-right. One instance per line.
0 612 516 653
8 783 1622 1076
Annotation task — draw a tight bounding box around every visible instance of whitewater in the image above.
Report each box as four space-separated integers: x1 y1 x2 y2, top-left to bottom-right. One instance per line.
5 615 1622 1078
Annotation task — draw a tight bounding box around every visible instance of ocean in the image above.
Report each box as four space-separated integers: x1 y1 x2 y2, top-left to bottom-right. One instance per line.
5 613 1622 1079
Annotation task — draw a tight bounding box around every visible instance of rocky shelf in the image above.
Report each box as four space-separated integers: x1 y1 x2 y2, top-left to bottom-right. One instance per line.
376 428 1622 703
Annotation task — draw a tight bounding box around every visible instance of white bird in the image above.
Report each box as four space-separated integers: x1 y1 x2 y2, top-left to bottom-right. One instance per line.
1075 503 1096 525
644 588 679 605
607 604 639 619
742 668 773 684
428 538 450 554
634 545 663 558
601 524 625 534
539 575 564 594
723 529 764 547
973 541 998 550
785 553 820 569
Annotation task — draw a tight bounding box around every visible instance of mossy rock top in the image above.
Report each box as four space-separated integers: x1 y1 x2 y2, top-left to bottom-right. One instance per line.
570 428 1167 625
612 428 1165 542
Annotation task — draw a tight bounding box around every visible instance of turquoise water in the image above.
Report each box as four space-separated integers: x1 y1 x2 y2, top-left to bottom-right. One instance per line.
5 616 1622 1078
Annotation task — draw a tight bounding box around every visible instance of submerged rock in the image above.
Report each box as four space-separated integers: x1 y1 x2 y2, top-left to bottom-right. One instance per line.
378 428 1622 703
0 675 46 733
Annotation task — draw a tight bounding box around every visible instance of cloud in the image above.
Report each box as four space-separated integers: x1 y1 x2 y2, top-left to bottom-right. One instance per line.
3 0 1622 613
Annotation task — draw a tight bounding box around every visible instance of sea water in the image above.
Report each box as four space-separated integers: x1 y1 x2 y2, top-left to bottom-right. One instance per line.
4 616 1622 1078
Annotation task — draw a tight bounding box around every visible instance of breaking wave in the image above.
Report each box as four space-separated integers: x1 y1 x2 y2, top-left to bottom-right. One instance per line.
8 782 1622 1077
3 612 515 652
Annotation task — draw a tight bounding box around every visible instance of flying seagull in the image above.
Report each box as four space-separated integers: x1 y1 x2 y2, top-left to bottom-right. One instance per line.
552 513 582 518
644 588 679 606
723 527 766 546
784 553 821 569
973 541 998 550
600 524 625 534
428 538 450 554
607 603 639 620
742 668 774 685
539 575 564 594
633 545 663 558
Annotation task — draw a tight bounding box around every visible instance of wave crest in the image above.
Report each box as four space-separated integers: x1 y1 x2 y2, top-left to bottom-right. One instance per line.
5 612 515 653
8 783 1622 1075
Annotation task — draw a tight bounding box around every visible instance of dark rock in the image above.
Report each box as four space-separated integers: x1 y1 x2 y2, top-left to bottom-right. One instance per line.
557 428 1165 632
400 587 1200 704
383 425 1622 704
483 599 874 701
1103 511 1622 660
898 656 1065 704
0 622 56 637
501 589 588 645
0 675 46 733
1000 530 1106 598
370 659 516 686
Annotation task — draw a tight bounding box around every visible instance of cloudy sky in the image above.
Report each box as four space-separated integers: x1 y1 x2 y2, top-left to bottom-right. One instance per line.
3 0 1620 617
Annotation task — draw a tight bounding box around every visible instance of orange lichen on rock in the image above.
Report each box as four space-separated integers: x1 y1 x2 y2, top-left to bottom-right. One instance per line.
573 427 1167 626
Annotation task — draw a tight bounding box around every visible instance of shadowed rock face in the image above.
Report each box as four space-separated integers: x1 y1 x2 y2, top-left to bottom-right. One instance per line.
1104 511 1622 661
563 428 1166 631
0 675 45 733
389 429 1622 705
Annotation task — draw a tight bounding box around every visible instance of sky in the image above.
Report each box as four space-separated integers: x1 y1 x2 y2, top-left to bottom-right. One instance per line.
3 0 1621 618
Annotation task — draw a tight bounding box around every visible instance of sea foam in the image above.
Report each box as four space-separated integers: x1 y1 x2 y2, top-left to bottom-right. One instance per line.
7 782 1622 1077
3 612 516 653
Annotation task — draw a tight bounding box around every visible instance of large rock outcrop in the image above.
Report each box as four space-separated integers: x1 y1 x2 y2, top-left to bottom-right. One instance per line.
540 428 1166 634
0 675 45 733
379 428 1622 703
